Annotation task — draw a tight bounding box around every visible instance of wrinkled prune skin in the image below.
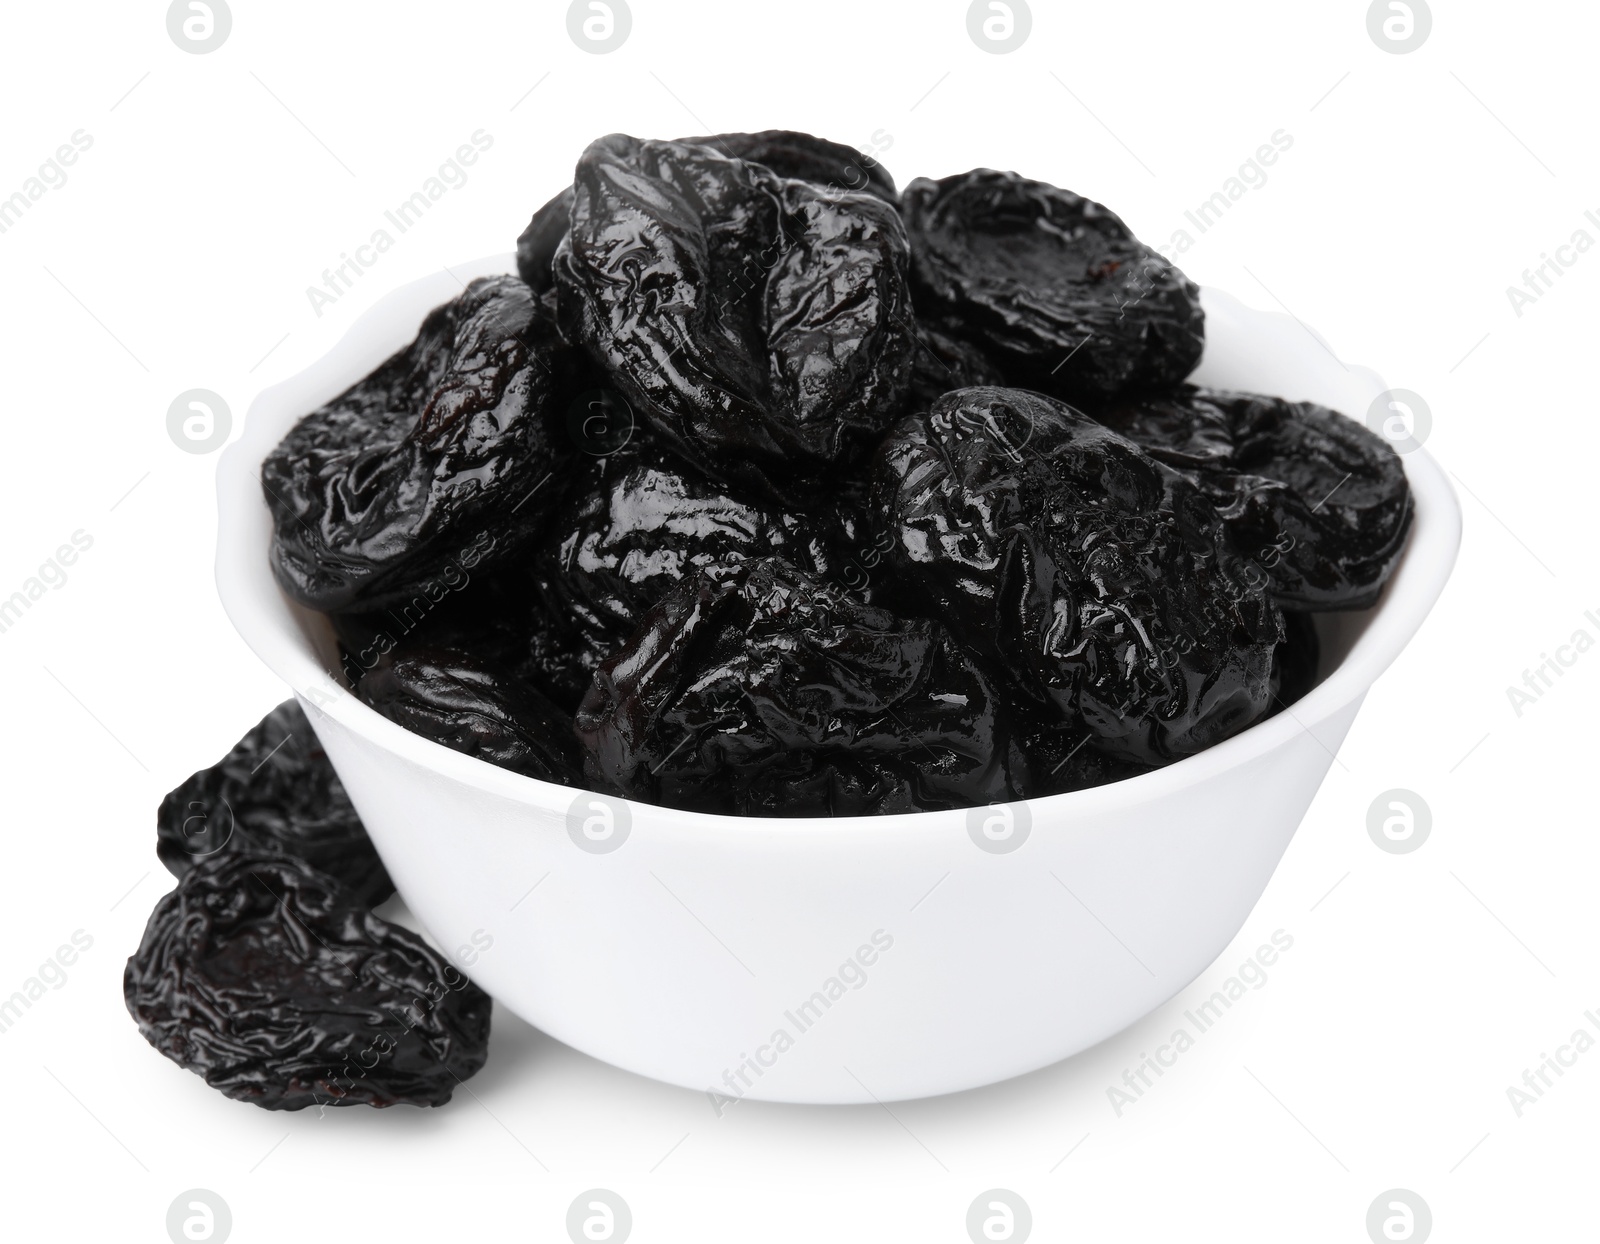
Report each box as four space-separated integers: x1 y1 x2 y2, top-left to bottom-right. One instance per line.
678 130 898 204
124 856 490 1110
576 557 1026 815
530 438 834 677
156 702 392 905
873 387 1280 766
554 135 916 497
357 649 584 786
518 132 895 294
1094 387 1413 609
263 276 575 613
902 171 1203 402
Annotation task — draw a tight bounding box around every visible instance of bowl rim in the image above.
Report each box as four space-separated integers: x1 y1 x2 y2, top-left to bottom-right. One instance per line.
215 254 1463 833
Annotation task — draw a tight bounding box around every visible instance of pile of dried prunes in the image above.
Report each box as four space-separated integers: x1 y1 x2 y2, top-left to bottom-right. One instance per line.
126 701 490 1110
262 130 1412 816
127 130 1411 1113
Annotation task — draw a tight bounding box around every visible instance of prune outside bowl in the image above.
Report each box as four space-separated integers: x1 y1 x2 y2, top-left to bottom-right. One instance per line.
217 253 1460 1105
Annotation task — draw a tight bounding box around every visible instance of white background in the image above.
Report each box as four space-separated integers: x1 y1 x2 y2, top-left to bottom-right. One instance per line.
1 1 1595 1240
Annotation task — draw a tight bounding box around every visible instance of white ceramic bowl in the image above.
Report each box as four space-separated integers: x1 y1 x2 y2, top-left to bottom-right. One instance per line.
217 254 1460 1104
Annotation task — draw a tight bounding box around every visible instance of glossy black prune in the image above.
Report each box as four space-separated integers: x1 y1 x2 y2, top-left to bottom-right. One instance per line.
902 320 1005 413
333 577 519 687
813 474 900 606
1094 387 1413 609
902 170 1203 401
518 132 895 295
516 186 574 294
330 561 590 711
576 557 1026 815
263 275 575 613
678 130 898 204
530 438 835 677
262 132 1389 819
1017 720 1154 798
1272 610 1322 709
357 649 584 786
124 856 490 1110
872 387 1280 766
156 701 391 906
553 134 916 496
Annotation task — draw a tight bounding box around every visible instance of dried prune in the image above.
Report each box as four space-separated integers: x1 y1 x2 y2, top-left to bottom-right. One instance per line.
1272 611 1322 709
678 129 898 204
902 170 1203 401
157 701 391 906
1018 720 1154 798
902 319 1005 413
812 474 900 606
529 437 835 673
576 557 1026 815
518 132 895 294
872 387 1279 766
553 134 916 496
260 131 1396 820
332 578 519 688
1094 388 1412 609
124 856 490 1110
357 649 584 785
263 275 575 613
516 186 574 294
331 562 589 710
